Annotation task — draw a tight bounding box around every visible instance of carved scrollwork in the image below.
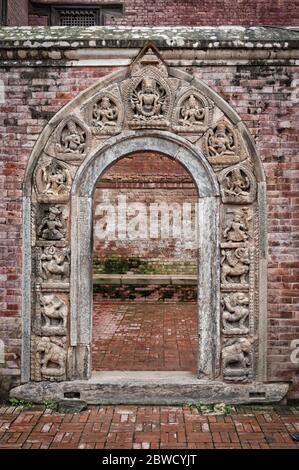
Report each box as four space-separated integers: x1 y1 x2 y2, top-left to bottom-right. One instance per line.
34 158 72 198
33 336 66 381
221 247 250 286
173 87 213 133
218 163 257 204
222 337 254 382
38 245 70 282
37 205 67 241
222 292 249 334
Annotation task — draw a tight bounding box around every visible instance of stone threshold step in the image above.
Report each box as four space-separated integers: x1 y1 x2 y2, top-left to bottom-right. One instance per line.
93 274 197 285
11 373 288 405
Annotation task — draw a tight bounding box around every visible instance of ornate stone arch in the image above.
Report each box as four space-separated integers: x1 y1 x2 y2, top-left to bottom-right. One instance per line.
16 44 287 404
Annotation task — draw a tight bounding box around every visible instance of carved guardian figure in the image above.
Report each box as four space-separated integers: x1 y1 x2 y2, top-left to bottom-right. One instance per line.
222 337 254 382
40 246 70 281
36 337 66 380
222 292 249 333
40 294 67 333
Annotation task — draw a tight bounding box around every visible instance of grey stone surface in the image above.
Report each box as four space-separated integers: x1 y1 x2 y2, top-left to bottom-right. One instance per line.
10 375 289 405
58 399 87 414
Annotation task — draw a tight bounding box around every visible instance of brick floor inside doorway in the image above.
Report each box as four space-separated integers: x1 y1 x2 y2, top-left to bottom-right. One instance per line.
92 295 198 372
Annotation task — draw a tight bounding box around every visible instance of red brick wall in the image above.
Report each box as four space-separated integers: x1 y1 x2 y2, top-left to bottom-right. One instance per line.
93 152 197 261
12 0 299 27
0 63 298 396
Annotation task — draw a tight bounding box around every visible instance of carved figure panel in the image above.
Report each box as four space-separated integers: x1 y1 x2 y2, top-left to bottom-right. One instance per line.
123 66 173 129
34 158 72 198
53 117 90 164
222 208 252 243
33 336 66 381
221 247 250 286
173 87 213 134
85 89 124 137
222 337 254 382
222 292 249 334
37 205 67 241
40 294 67 336
203 120 243 167
218 163 257 204
38 245 70 282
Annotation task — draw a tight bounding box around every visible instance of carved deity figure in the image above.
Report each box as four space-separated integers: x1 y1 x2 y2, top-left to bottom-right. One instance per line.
40 160 71 195
36 337 66 379
223 208 251 243
92 96 118 128
221 247 250 285
131 77 167 119
222 292 249 333
223 168 250 198
59 120 86 154
179 95 205 126
40 245 70 281
37 206 66 241
40 294 67 331
222 337 253 381
207 122 236 157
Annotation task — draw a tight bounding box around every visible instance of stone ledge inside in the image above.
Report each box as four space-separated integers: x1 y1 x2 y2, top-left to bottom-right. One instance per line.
10 373 289 405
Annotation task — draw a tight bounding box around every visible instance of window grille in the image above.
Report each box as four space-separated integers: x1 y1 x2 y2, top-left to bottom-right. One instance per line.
59 9 97 27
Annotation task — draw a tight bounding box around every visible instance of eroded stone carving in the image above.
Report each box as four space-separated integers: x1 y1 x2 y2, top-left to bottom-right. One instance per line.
131 76 169 120
218 164 256 204
204 120 242 166
40 294 67 335
222 337 254 382
222 292 249 334
221 247 250 285
222 208 252 243
173 88 213 134
52 117 90 163
34 159 72 196
37 206 66 241
85 89 124 137
39 245 70 282
35 336 66 381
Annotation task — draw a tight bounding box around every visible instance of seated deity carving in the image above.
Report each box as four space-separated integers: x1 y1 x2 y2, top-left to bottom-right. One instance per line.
40 245 70 281
92 96 118 128
35 336 66 380
221 247 250 285
222 292 249 334
207 122 236 157
40 294 67 335
179 95 205 126
131 77 168 120
57 119 86 154
37 206 66 241
37 160 71 196
222 208 251 243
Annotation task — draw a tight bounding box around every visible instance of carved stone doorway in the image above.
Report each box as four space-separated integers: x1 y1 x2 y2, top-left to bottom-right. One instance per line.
11 44 288 404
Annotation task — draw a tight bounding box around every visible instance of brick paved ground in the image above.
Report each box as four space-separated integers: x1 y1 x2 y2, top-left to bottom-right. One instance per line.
0 405 299 449
92 299 197 372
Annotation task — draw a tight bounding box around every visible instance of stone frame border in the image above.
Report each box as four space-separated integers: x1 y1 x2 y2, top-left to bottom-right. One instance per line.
20 61 269 391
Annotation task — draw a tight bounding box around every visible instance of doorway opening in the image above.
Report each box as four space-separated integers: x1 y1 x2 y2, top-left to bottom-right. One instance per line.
91 151 198 373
